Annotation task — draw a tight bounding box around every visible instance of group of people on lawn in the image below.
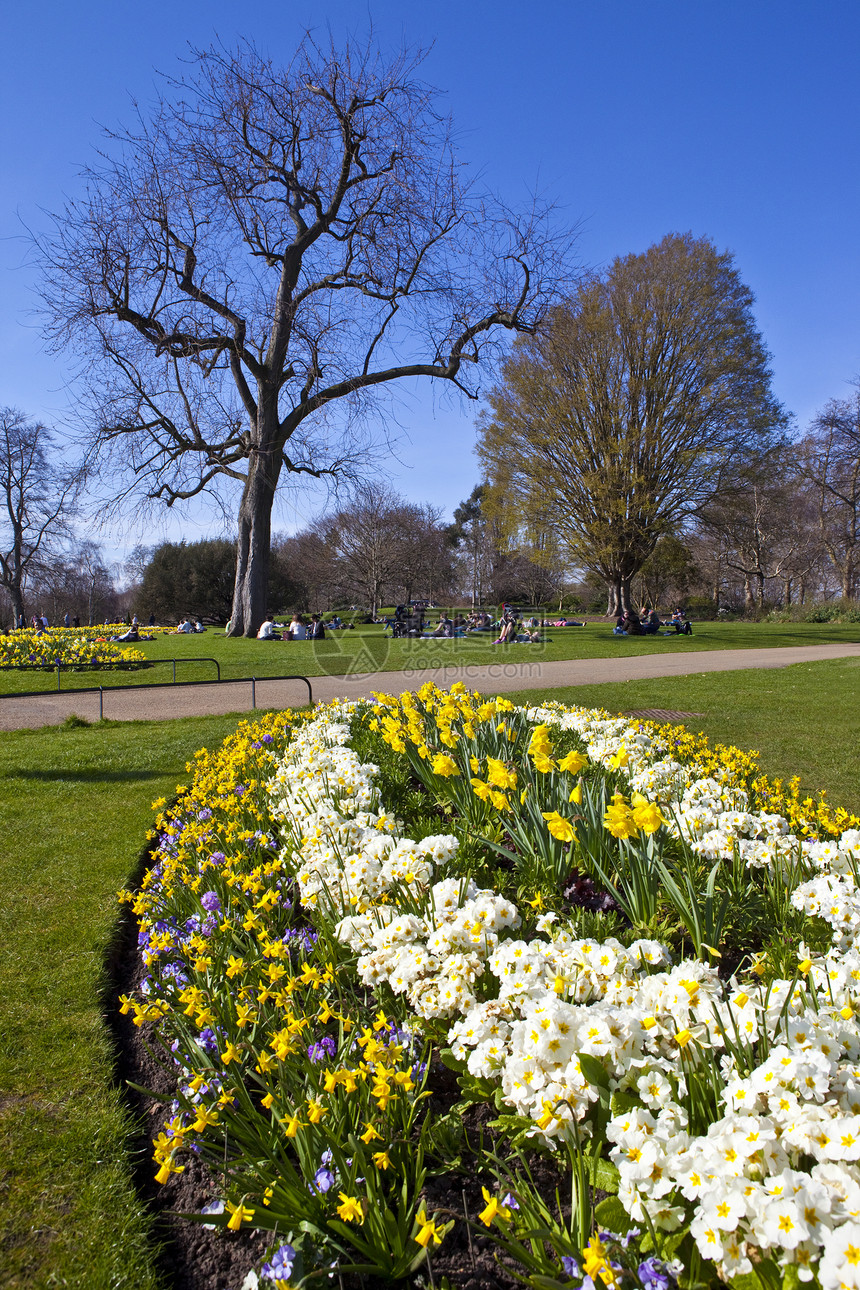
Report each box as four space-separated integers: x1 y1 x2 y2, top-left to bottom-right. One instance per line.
212 603 693 642
613 606 693 636
256 613 328 641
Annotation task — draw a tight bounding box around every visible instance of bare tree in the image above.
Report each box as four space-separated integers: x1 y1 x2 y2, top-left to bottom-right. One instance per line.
800 393 860 600
0 408 81 626
319 482 415 616
37 36 575 634
478 233 787 615
698 447 819 611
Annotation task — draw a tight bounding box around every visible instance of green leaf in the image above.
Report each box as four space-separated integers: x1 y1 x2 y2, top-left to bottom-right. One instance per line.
593 1195 633 1233
439 1046 467 1074
577 1052 610 1090
590 1157 620 1195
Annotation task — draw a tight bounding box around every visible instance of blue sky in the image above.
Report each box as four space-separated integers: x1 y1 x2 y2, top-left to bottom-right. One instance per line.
2 0 859 552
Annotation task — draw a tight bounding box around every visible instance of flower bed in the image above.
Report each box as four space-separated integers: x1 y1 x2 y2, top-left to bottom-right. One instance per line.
120 685 860 1289
1 626 146 669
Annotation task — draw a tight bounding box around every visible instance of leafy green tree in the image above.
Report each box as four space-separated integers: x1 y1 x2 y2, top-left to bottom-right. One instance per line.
136 540 237 622
478 233 787 615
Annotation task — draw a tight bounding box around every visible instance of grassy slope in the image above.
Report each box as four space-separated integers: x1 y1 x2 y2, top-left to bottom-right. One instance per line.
0 711 258 1290
0 620 858 694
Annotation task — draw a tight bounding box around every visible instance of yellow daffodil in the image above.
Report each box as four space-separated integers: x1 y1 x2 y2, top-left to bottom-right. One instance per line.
414 1208 445 1247
478 1187 512 1227
336 1192 365 1223
541 810 575 842
226 1199 255 1230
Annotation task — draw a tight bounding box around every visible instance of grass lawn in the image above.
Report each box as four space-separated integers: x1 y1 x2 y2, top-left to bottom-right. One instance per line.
506 655 860 816
3 655 859 1287
0 710 263 1290
0 619 858 695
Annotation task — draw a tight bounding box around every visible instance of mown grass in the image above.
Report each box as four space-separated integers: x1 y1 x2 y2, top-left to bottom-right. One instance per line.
506 655 860 815
3 655 859 1286
0 619 858 694
0 710 267 1290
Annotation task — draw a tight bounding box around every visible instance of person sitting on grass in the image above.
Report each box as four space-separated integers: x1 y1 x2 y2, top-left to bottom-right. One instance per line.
494 606 517 644
257 616 281 640
664 608 693 635
112 623 140 642
288 613 307 640
176 617 193 633
432 614 454 638
642 606 662 635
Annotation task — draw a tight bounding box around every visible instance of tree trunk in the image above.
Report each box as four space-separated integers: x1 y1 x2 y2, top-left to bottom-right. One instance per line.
229 450 279 636
621 574 633 614
8 583 25 627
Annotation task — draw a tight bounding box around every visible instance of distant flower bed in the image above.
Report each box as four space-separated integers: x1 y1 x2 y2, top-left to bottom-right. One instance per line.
1 627 146 669
120 686 860 1289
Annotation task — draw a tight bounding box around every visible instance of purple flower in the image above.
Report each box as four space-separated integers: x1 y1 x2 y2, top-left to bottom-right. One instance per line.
638 1257 672 1290
200 891 221 913
502 1192 519 1210
197 808 212 821
233 784 245 796
261 1242 297 1282
262 733 274 744
311 1166 336 1194
561 1256 580 1277
210 851 226 864
197 1028 218 1053
307 1036 337 1063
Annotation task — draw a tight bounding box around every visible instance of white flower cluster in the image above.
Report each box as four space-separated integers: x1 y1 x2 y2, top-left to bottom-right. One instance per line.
339 876 521 1020
607 954 860 1281
793 830 860 951
264 692 860 1286
267 704 458 916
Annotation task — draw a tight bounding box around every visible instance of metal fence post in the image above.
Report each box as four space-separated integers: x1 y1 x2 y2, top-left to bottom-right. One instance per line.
251 677 256 709
172 659 177 683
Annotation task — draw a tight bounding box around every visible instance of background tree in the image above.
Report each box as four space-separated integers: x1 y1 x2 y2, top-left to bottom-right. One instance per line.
317 482 416 616
800 392 860 600
0 407 81 626
478 232 787 615
38 36 575 635
446 486 497 607
632 534 699 611
697 446 819 611
136 539 237 622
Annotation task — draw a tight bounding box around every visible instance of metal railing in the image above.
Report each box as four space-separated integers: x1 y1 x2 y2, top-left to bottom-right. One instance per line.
0 670 313 718
0 656 223 691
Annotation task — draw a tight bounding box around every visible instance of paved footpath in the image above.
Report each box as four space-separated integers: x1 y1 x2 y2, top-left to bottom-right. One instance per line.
1 642 858 731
